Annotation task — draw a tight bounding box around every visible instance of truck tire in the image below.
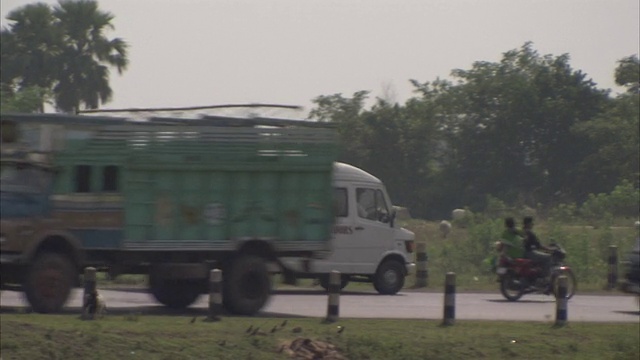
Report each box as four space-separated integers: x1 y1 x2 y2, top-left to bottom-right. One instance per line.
24 253 75 313
223 255 271 315
149 275 202 309
373 260 405 295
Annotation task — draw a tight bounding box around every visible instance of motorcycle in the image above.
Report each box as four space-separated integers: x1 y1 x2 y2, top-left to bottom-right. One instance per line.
495 242 577 301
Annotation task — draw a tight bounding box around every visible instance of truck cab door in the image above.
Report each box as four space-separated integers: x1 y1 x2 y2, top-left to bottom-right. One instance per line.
310 185 394 275
348 186 394 273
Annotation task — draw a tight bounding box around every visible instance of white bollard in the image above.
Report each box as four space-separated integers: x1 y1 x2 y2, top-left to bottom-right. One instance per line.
325 270 341 323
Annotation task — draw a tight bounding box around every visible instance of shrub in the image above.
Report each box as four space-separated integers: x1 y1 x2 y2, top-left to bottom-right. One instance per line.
548 203 578 224
607 180 639 217
580 193 611 227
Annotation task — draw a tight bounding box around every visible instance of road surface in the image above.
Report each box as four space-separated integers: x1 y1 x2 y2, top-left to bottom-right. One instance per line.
1 288 638 323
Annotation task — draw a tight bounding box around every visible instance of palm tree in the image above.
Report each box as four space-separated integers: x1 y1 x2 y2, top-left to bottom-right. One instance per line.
52 0 128 113
1 0 128 113
1 3 61 112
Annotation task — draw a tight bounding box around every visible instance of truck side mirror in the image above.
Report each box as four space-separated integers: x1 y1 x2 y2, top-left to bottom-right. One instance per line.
390 210 396 228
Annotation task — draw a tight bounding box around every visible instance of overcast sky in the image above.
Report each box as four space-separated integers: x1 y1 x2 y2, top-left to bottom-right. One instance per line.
1 0 639 117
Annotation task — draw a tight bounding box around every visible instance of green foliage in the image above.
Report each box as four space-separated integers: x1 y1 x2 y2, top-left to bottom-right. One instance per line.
483 195 511 219
308 42 632 220
0 86 51 113
548 203 578 223
608 180 640 216
578 180 639 226
580 193 614 227
441 43 609 210
1 0 128 113
464 218 503 267
615 55 639 94
573 92 639 196
0 3 60 92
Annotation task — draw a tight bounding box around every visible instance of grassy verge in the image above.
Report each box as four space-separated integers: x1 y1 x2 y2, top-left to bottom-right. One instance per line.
1 314 638 360
91 218 638 295
401 219 639 291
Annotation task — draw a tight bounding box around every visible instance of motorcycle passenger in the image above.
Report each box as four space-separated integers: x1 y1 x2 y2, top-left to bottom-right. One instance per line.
501 217 524 259
522 217 552 282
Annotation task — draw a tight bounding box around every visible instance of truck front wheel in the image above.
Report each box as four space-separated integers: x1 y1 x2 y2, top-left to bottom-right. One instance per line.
223 255 271 315
24 253 75 313
373 260 405 295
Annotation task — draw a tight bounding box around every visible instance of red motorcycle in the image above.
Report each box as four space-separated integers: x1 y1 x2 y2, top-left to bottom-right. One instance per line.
495 243 577 301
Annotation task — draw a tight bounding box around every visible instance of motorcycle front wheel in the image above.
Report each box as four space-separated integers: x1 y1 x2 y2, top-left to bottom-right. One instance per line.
500 272 526 301
551 268 577 299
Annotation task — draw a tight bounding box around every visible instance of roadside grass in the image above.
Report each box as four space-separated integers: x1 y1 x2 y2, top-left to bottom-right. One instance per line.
94 219 639 295
400 218 639 292
1 314 638 360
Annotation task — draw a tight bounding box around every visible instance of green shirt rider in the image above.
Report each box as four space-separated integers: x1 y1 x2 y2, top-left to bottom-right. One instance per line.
500 217 524 259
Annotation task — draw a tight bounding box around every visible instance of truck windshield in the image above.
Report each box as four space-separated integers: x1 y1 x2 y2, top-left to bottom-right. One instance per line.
0 164 52 193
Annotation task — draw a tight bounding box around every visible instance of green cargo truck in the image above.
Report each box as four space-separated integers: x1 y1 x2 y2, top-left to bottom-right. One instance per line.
0 113 338 315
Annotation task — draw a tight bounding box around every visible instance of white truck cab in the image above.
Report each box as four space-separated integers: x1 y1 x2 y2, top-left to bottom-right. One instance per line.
279 162 416 294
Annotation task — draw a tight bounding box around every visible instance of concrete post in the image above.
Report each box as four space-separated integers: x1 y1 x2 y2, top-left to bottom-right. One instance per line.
442 272 456 326
207 269 223 321
82 267 96 320
554 275 568 326
607 245 618 290
325 270 340 323
414 243 428 288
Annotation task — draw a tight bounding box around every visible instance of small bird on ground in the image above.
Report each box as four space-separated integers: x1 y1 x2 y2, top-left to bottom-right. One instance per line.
337 326 345 334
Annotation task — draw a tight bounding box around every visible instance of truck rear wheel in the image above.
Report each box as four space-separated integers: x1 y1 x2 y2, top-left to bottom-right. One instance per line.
223 255 271 315
24 253 75 313
373 260 405 295
149 275 202 309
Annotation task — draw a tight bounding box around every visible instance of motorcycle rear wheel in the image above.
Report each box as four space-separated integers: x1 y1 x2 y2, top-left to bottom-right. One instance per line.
551 268 577 299
500 272 525 301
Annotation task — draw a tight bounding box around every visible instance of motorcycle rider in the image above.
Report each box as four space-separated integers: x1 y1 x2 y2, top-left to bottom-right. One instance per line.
501 217 524 259
522 217 552 287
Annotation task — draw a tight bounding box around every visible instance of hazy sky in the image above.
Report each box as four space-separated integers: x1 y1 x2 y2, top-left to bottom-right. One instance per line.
1 0 639 116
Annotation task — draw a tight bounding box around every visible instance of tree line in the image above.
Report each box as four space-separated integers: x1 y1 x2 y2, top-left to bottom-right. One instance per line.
309 44 639 219
1 2 638 220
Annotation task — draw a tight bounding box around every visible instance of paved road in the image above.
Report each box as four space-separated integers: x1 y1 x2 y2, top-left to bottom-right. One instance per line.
2 288 638 322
